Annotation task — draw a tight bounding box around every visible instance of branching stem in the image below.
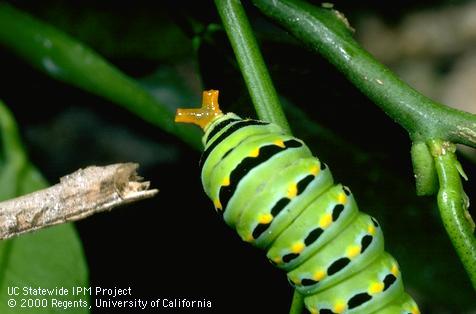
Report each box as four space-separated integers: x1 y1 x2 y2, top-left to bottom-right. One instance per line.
252 0 476 291
252 0 476 147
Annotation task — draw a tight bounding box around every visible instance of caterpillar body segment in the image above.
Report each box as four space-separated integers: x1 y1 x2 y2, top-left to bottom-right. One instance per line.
175 90 420 314
268 184 359 272
236 157 332 247
286 213 385 296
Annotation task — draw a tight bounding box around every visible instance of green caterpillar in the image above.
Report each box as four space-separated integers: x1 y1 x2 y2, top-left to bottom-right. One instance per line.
176 90 420 314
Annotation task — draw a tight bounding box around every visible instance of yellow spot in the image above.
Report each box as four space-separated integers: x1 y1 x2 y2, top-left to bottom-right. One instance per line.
249 147 260 157
319 213 333 228
244 234 254 242
337 192 347 204
309 308 318 314
333 301 346 313
312 269 326 281
346 245 361 258
289 277 300 286
274 139 285 148
411 305 421 314
310 165 320 176
213 199 222 210
368 224 376 235
272 256 282 264
391 263 399 276
368 282 384 295
222 177 230 186
287 183 298 198
291 242 305 254
259 213 273 224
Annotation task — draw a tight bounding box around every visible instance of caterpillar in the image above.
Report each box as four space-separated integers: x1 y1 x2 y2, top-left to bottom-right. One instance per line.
175 90 420 314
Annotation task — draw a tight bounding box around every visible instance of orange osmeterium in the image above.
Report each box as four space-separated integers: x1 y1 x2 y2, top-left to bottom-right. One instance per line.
175 90 223 130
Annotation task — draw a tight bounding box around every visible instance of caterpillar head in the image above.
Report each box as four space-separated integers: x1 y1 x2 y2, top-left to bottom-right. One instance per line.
175 90 223 130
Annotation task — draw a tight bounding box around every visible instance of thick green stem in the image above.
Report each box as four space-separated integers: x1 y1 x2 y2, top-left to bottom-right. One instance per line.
429 139 476 289
411 141 438 196
252 0 476 289
0 3 201 149
252 0 476 147
215 0 291 132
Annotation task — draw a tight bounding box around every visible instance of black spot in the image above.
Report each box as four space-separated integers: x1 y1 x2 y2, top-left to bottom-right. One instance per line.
327 257 351 275
282 253 300 263
320 163 327 170
360 235 373 253
252 223 270 239
383 274 397 291
204 118 241 144
296 175 314 194
285 139 303 148
199 120 268 168
218 142 291 210
219 139 303 210
221 148 234 160
301 278 319 286
343 186 351 195
332 204 345 221
371 217 379 227
319 309 336 314
347 292 372 309
304 227 323 246
270 198 291 216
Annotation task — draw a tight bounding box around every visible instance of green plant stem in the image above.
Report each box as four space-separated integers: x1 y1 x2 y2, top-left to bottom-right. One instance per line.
429 139 476 289
411 141 438 196
0 3 201 149
252 0 476 289
252 0 476 147
215 1 301 312
215 0 291 132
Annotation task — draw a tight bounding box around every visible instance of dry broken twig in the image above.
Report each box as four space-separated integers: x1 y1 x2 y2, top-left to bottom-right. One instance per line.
0 163 158 240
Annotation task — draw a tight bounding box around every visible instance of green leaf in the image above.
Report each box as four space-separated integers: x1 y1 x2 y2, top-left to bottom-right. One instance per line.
0 225 89 314
0 100 89 314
